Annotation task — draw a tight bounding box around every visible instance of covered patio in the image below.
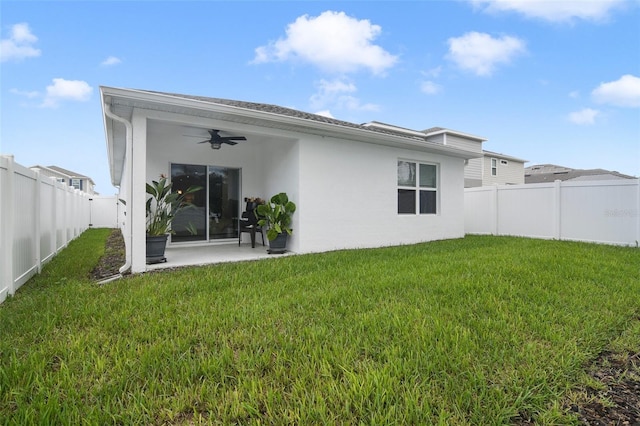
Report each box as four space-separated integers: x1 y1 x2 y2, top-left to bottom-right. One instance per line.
146 242 292 271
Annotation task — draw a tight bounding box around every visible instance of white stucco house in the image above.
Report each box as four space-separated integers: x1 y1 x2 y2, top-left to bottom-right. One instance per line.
101 87 485 273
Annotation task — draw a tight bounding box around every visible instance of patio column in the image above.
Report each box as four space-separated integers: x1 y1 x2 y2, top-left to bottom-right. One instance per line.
130 111 148 273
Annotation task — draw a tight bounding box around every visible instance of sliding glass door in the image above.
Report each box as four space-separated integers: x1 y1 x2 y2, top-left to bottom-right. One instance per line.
208 166 240 239
170 163 240 243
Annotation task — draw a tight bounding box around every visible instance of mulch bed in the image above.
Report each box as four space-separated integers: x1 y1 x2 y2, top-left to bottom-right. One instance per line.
90 228 127 280
90 229 640 424
569 350 640 425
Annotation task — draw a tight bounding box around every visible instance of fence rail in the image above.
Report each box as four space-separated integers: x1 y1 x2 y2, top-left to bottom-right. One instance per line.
1 155 94 303
465 179 640 246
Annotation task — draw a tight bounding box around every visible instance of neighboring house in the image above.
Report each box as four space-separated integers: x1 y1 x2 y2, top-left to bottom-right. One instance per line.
29 165 97 195
101 87 485 273
525 164 637 184
464 150 527 187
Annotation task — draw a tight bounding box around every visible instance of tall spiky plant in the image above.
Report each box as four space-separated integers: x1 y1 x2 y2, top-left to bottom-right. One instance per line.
145 175 201 236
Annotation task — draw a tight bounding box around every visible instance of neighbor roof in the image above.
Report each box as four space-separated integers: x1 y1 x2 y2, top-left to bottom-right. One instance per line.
31 165 95 184
525 164 636 183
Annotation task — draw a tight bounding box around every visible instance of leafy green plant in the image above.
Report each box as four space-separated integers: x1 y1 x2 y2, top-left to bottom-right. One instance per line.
145 175 201 236
256 192 296 241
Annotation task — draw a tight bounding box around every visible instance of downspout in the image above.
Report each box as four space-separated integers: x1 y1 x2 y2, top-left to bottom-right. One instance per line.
103 103 133 276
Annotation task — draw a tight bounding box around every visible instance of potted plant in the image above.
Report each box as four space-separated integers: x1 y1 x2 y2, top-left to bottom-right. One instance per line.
145 175 201 263
256 192 296 254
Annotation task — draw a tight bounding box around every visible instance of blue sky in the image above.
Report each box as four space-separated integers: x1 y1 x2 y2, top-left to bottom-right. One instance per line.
2 0 639 195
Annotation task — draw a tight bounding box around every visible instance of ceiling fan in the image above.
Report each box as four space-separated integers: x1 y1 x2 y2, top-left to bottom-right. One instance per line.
186 129 247 150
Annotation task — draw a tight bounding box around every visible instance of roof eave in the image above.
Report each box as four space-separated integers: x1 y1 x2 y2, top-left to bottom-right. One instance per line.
425 128 487 142
483 150 528 163
100 87 484 175
100 88 121 187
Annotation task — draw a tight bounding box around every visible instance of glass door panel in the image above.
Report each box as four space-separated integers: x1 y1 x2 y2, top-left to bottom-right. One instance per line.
171 164 207 242
208 166 240 240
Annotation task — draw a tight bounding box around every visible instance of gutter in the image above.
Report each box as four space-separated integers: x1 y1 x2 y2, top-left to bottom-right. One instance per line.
103 102 133 275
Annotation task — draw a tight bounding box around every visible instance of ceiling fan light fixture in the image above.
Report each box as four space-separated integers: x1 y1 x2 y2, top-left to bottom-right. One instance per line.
211 142 221 149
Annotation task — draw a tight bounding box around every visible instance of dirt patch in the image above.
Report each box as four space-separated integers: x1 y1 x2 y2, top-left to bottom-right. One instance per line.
568 349 640 425
90 228 126 280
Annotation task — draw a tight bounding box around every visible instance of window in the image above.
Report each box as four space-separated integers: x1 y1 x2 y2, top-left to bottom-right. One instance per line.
397 160 437 214
491 158 497 176
500 159 508 165
70 178 82 190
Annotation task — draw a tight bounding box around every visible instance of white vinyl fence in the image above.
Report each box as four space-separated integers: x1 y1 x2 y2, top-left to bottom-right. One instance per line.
1 155 95 303
89 195 121 228
465 179 640 247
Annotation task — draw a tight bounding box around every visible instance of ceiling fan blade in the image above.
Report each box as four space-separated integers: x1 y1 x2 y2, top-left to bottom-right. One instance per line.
224 140 238 145
197 140 210 144
221 136 247 141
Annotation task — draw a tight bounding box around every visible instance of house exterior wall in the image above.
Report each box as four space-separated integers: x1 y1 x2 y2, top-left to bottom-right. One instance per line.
425 134 445 145
297 135 465 253
465 157 483 187
30 167 97 195
34 167 67 183
482 155 525 185
444 134 483 153
115 105 472 271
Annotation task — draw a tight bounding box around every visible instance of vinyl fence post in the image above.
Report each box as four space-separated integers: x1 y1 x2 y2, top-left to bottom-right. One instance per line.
636 179 640 247
1 155 16 296
52 178 58 253
554 180 562 240
34 170 42 273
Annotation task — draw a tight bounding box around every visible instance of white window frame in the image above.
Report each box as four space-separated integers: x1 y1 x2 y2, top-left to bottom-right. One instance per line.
70 178 81 190
491 158 497 176
397 160 439 215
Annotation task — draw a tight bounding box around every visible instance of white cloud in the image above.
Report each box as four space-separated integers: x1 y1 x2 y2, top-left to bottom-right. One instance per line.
10 88 40 98
309 78 356 110
101 56 122 66
314 110 335 119
41 78 93 108
447 32 526 76
422 66 442 78
470 0 625 23
568 108 600 125
252 10 398 75
591 74 640 107
420 80 443 95
309 78 379 112
1 23 41 62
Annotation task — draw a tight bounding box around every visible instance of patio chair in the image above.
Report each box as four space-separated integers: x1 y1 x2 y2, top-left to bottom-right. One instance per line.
238 200 265 248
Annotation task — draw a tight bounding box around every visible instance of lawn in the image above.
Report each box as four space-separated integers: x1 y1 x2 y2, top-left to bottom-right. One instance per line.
1 229 638 425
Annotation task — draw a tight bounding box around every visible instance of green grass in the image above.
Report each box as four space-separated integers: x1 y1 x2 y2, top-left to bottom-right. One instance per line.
1 230 638 425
